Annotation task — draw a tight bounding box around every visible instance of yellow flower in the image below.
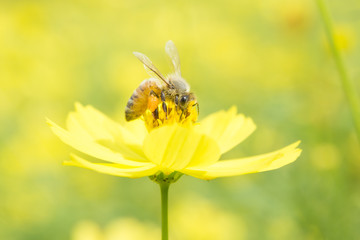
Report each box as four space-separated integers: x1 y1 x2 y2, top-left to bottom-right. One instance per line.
47 103 301 180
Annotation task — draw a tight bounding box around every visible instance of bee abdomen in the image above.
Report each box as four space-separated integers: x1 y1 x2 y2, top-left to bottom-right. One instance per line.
125 79 161 121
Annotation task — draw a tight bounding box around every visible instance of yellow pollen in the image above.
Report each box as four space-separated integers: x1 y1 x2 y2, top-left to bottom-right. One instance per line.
143 100 198 131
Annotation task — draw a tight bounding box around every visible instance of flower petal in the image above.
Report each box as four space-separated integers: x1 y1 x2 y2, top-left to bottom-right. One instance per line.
122 119 148 143
186 141 301 180
65 154 158 178
143 125 220 174
47 119 146 167
66 103 146 160
196 107 256 154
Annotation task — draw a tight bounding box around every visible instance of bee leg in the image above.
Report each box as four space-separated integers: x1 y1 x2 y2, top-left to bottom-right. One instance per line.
192 103 200 115
175 95 179 111
160 90 167 119
162 102 167 119
161 91 166 102
153 108 159 120
179 107 186 120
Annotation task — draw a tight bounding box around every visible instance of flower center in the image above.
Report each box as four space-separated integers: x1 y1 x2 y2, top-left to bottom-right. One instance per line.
142 99 198 131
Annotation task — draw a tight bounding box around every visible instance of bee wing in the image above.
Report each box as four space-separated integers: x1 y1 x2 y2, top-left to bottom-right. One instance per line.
133 52 170 86
165 40 181 76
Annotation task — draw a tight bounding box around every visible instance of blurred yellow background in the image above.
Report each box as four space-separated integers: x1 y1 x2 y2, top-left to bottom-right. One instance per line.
1 0 359 239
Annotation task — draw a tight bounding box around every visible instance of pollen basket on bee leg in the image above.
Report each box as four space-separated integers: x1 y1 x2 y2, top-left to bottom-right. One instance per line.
147 95 160 112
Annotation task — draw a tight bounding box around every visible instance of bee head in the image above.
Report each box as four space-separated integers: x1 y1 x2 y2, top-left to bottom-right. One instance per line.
177 93 196 110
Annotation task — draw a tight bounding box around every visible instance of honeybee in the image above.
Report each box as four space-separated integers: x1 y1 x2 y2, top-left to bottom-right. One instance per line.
125 41 198 121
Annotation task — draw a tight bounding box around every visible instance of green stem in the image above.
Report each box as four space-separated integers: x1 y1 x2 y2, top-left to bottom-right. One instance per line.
160 182 170 240
316 0 360 141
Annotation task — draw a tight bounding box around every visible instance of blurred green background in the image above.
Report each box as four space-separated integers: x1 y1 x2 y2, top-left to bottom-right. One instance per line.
1 0 360 239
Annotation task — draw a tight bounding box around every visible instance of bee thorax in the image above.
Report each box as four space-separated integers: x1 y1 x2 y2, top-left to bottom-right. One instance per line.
167 74 190 92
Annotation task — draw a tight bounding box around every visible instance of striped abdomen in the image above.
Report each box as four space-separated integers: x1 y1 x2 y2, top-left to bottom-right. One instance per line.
125 79 162 121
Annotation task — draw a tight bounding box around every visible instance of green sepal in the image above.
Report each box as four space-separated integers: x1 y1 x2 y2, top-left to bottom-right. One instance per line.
149 171 183 184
